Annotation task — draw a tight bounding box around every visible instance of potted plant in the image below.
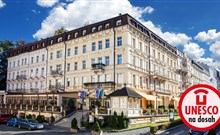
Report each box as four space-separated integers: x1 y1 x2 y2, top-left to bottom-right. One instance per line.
70 118 78 133
91 122 103 135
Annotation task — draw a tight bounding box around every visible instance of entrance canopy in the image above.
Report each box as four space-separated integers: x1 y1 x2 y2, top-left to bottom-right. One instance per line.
136 91 162 101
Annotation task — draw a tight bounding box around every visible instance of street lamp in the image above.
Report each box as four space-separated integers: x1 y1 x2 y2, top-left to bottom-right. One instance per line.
155 93 158 110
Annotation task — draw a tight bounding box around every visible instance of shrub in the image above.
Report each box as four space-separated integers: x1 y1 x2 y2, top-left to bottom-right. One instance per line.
150 126 158 133
164 108 169 113
118 111 126 129
158 105 165 109
158 109 164 114
92 122 101 132
26 114 32 119
146 104 154 109
144 109 151 115
174 109 178 113
111 111 118 128
169 109 174 113
168 104 174 109
36 115 44 123
71 118 78 129
151 109 157 114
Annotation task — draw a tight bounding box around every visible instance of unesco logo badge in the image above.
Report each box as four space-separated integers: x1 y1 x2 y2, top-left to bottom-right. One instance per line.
179 84 220 131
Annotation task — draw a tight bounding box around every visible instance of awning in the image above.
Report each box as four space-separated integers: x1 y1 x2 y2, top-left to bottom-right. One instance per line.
136 91 162 101
172 97 180 102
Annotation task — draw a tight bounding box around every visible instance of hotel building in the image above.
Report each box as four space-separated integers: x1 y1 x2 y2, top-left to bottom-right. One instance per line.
2 14 217 117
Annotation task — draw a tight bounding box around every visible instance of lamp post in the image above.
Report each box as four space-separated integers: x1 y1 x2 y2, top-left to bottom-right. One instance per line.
155 93 158 110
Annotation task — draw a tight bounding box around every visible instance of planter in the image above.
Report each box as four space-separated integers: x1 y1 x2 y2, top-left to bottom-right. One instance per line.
91 130 103 135
70 128 78 133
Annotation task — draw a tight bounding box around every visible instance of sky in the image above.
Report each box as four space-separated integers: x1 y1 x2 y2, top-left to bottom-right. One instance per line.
0 0 220 69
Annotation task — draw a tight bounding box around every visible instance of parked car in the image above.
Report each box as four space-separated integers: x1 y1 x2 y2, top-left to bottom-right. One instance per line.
18 119 44 130
0 114 12 123
6 118 21 127
189 128 216 135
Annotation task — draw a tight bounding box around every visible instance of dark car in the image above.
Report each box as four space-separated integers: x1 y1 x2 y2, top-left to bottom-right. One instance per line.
0 114 12 123
6 118 21 127
18 119 44 130
189 128 216 135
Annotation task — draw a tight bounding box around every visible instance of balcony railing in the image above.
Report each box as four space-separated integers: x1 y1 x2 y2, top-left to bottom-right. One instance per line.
50 70 63 76
84 81 115 89
91 63 105 73
49 85 64 91
7 89 27 93
16 75 27 80
150 70 169 81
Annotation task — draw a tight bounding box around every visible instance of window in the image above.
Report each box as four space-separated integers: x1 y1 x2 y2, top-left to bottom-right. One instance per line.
25 58 27 64
98 57 102 63
41 68 44 75
21 59 24 65
56 64 62 72
50 40 53 44
92 42 96 51
83 30 86 35
117 37 122 46
133 39 138 48
117 73 122 83
50 66 52 73
105 23 109 29
83 45 86 53
92 27 96 32
67 63 70 71
75 47 78 55
82 60 86 69
75 32 78 38
42 55 45 61
58 37 62 42
13 61 15 67
67 34 71 40
91 76 94 82
116 20 122 26
98 25 102 31
91 58 95 64
153 49 155 57
140 77 143 86
98 41 102 50
67 48 71 56
74 62 78 70
117 54 122 64
57 50 62 58
140 59 143 68
73 77 77 86
31 57 34 64
50 52 53 60
105 39 110 48
67 78 70 87
133 56 136 66
36 68 38 75
139 42 142 51
30 69 33 76
133 75 136 85
36 56 39 63
145 46 148 54
18 60 20 66
105 56 110 66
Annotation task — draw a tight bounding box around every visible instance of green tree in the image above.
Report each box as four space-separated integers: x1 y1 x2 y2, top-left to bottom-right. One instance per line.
71 118 78 129
111 111 118 128
0 40 14 90
54 27 68 36
92 122 101 132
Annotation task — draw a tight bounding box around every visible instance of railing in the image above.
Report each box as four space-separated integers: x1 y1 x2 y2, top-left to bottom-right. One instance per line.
49 85 64 90
84 81 115 89
50 70 63 76
91 63 105 74
16 75 27 80
7 89 27 93
150 70 169 80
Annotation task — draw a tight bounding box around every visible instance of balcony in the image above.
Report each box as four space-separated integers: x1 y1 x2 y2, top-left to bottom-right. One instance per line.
91 63 105 74
50 70 63 77
177 66 188 74
84 81 115 89
49 85 64 91
16 75 27 80
150 70 169 81
7 89 27 93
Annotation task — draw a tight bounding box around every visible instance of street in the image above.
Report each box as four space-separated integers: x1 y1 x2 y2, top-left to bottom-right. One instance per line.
156 124 189 135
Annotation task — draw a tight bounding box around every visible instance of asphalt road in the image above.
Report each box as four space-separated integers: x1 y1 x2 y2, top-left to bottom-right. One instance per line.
156 124 189 135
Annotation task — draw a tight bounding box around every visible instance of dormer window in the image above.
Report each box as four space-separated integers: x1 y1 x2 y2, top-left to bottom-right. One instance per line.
31 46 34 50
67 34 71 40
83 30 86 35
75 32 78 38
58 37 62 42
116 20 122 26
50 40 53 44
105 23 110 29
37 44 39 48
42 42 45 47
98 25 102 31
92 27 96 32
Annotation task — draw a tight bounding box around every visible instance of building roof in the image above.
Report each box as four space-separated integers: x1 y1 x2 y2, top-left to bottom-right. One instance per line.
108 87 142 98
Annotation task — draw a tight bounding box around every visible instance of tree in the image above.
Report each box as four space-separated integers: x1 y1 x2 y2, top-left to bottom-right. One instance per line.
111 111 118 128
15 40 27 48
0 40 14 90
67 98 75 109
71 118 78 129
54 27 68 36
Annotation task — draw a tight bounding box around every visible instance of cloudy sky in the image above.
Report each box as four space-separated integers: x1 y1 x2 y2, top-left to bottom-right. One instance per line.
0 0 220 69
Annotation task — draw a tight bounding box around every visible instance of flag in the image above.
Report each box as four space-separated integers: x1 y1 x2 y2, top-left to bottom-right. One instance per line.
99 90 103 99
78 91 81 98
81 91 86 99
95 90 100 98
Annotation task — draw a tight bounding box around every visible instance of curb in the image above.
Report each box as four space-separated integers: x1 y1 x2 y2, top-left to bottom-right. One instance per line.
154 124 185 134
